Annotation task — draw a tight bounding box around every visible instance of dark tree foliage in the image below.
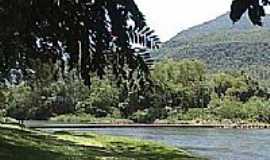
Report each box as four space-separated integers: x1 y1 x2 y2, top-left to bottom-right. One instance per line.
230 0 270 26
0 0 159 86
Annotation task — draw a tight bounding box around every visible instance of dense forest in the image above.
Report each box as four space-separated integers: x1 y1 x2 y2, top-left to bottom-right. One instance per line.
1 59 269 124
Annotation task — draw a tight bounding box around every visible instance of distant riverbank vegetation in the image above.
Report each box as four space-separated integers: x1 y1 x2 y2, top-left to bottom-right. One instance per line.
1 59 269 124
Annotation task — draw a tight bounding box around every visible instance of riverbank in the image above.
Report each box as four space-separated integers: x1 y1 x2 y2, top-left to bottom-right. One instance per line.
26 123 270 129
23 119 270 129
3 116 270 129
0 124 203 160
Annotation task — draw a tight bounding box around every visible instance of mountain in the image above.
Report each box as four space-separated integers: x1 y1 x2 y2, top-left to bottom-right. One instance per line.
155 13 270 85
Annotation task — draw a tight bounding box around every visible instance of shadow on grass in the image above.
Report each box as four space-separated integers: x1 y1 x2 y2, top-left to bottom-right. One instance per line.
0 127 204 160
0 140 65 160
0 128 111 160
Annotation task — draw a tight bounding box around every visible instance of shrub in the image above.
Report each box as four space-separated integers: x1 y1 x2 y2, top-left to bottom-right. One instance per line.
212 98 247 120
151 59 211 112
76 78 120 117
177 109 214 121
50 113 134 124
211 97 270 122
244 97 270 122
130 108 160 123
5 84 34 120
5 82 77 120
50 113 96 123
130 110 149 123
76 100 109 117
0 89 7 120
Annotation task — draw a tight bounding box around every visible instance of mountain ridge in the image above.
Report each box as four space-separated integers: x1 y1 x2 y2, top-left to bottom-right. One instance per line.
155 13 270 85
164 12 270 46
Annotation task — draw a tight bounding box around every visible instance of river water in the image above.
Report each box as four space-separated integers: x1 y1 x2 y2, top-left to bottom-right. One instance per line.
46 128 270 160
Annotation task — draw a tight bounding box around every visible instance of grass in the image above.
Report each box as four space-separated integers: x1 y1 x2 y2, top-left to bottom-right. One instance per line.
0 124 204 160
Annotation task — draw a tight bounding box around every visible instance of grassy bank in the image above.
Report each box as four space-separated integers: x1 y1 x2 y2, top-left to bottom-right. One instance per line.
50 113 134 124
0 125 203 160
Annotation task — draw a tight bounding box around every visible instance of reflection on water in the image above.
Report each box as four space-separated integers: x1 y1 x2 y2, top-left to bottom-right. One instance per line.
44 127 270 160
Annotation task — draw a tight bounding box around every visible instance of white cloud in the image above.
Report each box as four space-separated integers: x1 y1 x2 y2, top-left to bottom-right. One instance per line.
134 0 232 41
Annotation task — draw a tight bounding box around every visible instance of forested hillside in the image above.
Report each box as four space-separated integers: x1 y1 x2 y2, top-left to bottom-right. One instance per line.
156 13 270 87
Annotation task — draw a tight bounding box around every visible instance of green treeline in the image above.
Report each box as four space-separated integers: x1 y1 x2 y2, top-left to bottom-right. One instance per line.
0 59 269 124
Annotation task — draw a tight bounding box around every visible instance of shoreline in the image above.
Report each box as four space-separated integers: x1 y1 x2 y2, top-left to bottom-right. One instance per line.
25 122 270 129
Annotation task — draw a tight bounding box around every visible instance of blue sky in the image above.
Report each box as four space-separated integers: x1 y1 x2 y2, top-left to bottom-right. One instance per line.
134 0 232 41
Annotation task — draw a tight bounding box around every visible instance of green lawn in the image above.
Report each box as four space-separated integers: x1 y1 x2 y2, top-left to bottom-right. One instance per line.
0 125 204 160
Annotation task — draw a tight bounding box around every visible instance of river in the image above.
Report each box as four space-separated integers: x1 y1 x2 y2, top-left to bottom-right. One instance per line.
44 127 270 160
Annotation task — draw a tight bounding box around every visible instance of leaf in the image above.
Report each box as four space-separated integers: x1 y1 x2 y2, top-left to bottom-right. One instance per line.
230 0 251 23
230 0 266 26
262 0 270 5
248 5 265 26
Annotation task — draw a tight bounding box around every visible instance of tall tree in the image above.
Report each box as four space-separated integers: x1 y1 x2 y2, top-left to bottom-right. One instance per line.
0 0 159 86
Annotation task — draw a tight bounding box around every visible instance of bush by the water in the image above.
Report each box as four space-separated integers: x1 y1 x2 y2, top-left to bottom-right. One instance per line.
3 77 120 120
210 97 270 122
169 97 270 123
1 59 269 124
50 113 134 124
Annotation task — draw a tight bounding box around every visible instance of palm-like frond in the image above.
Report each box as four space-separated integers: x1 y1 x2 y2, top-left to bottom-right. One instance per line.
128 26 161 68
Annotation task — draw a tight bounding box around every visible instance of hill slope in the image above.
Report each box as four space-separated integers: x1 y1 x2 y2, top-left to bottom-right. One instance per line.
156 13 270 83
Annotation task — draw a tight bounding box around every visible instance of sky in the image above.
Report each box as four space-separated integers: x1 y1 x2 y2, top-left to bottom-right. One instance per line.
134 0 233 42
